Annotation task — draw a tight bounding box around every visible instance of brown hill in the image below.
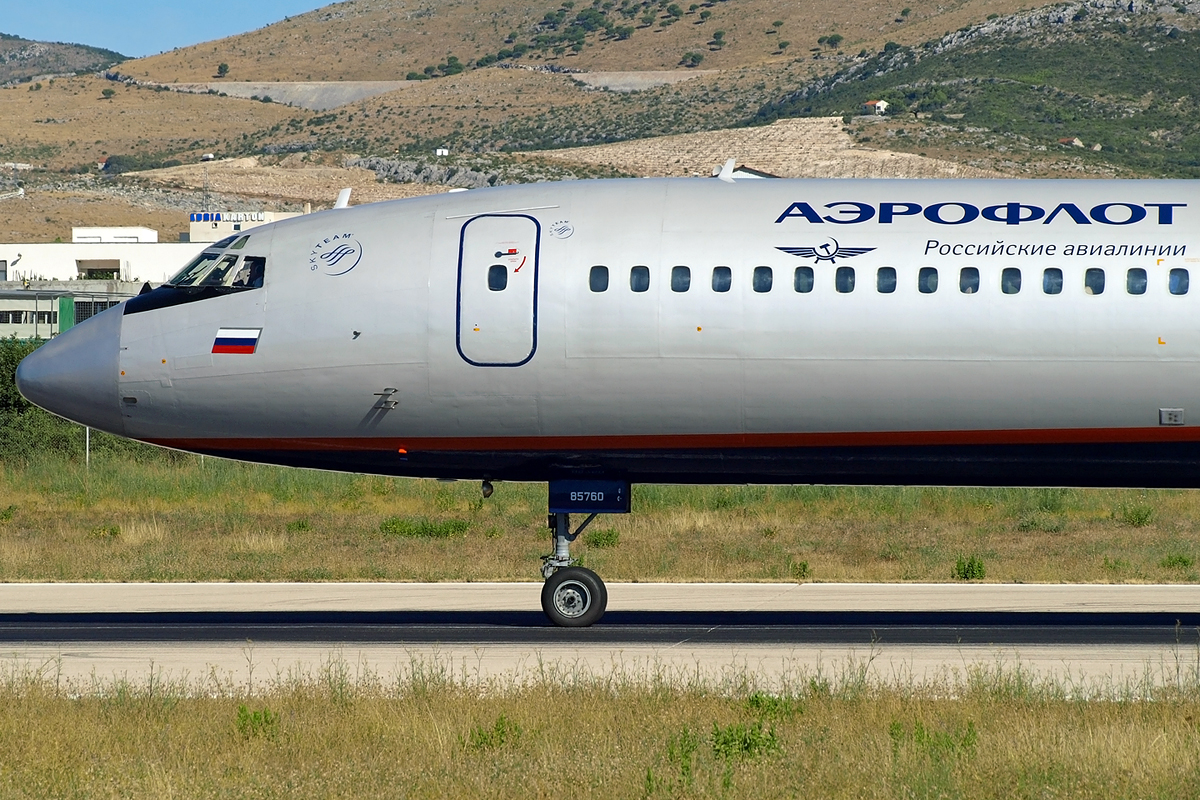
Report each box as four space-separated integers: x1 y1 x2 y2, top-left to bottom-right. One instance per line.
0 33 125 84
125 0 1034 83
0 75 298 172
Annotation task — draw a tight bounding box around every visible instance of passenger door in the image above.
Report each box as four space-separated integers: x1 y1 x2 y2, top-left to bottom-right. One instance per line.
456 214 540 367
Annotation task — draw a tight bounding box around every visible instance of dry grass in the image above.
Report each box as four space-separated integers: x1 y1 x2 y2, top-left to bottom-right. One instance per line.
124 0 1039 81
0 189 187 245
530 116 1004 178
126 154 448 207
0 75 297 172
0 654 1198 797
2 455 1199 584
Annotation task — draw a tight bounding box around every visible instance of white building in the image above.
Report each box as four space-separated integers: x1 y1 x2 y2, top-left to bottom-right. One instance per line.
72 227 159 243
187 210 301 243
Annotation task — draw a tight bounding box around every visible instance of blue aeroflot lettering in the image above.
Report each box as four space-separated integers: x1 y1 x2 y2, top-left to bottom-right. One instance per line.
774 201 1186 225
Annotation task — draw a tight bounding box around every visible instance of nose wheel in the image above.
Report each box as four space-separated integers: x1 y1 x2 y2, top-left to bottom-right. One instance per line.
541 566 607 627
540 510 608 627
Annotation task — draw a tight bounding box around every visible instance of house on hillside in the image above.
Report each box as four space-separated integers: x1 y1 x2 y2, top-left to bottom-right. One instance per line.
863 99 888 115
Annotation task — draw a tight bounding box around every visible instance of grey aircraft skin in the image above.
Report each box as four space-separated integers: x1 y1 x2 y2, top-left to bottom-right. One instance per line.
14 176 1200 624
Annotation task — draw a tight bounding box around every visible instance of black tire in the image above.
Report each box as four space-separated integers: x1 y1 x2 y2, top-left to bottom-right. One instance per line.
541 567 607 627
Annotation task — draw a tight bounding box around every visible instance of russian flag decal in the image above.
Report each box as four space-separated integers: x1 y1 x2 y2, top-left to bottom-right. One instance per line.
212 328 262 354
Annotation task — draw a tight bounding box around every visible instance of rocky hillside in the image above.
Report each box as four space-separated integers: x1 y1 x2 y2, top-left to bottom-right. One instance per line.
124 0 1033 81
0 33 125 85
755 0 1200 176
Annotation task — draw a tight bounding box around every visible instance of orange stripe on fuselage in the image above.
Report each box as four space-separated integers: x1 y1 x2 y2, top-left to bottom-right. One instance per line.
146 427 1200 453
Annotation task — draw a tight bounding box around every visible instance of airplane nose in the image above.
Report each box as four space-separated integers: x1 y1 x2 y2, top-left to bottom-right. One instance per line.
15 304 125 434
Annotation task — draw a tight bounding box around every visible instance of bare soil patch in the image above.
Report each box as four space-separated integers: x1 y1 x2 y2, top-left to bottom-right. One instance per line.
530 117 1006 179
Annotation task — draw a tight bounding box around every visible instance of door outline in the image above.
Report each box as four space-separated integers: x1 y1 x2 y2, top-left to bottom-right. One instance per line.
455 214 541 367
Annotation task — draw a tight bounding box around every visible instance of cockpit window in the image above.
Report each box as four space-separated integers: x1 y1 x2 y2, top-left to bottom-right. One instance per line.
230 236 250 250
167 252 222 286
166 251 266 291
212 235 239 249
199 255 240 286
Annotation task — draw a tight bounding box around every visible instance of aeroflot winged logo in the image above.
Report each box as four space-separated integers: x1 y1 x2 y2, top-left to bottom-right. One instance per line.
777 239 874 264
774 201 1186 226
308 233 363 276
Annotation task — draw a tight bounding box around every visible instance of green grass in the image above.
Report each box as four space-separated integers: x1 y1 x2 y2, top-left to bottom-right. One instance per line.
3 452 1200 583
1 655 1200 797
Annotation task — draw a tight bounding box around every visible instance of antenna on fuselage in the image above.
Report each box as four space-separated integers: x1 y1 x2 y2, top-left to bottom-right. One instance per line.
334 188 352 209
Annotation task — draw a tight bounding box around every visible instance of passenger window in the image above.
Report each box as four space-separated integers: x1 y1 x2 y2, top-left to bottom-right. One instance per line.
1171 268 1190 295
794 267 814 293
1043 268 1063 295
959 267 979 294
671 265 691 292
1001 268 1021 294
918 267 938 294
488 264 507 291
752 266 773 293
877 267 896 293
1126 268 1147 295
712 266 732 292
1084 268 1105 295
835 266 855 293
630 265 650 292
589 265 609 292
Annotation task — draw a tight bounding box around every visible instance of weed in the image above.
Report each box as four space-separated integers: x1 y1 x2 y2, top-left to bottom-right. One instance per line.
379 517 469 539
235 704 279 740
789 560 811 581
952 555 986 580
745 691 803 720
1017 513 1065 532
711 719 779 760
889 718 978 759
1103 555 1130 572
0 505 14 522
285 519 311 532
664 726 700 789
584 528 620 548
1117 503 1156 528
1161 554 1194 569
467 713 521 750
88 525 120 541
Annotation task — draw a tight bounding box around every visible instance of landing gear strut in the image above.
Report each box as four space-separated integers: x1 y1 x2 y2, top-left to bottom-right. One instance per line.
539 480 630 627
541 512 607 627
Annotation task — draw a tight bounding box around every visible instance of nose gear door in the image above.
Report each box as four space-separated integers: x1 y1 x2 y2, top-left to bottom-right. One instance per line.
456 214 540 367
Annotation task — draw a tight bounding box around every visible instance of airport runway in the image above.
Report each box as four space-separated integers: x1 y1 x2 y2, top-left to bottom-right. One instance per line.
1 583 1197 690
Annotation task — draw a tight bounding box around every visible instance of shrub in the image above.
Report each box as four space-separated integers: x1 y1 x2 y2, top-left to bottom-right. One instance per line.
1118 503 1156 528
379 517 469 538
953 555 986 580
467 714 521 750
1161 554 1194 569
236 705 279 740
711 720 779 760
583 528 619 548
789 560 811 580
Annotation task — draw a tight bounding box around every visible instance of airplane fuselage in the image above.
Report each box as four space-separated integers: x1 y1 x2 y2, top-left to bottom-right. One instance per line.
18 177 1200 487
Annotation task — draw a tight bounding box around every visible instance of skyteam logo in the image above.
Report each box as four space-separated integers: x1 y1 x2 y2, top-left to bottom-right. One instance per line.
308 233 363 276
778 239 875 264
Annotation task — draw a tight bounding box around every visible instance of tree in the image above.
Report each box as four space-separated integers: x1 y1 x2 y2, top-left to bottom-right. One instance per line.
216 62 229 78
680 51 704 67
777 40 790 52
101 88 115 99
699 9 711 21
826 33 843 47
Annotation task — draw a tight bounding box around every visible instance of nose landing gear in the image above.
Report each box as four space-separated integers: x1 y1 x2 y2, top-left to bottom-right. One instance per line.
539 480 630 628
541 512 608 627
